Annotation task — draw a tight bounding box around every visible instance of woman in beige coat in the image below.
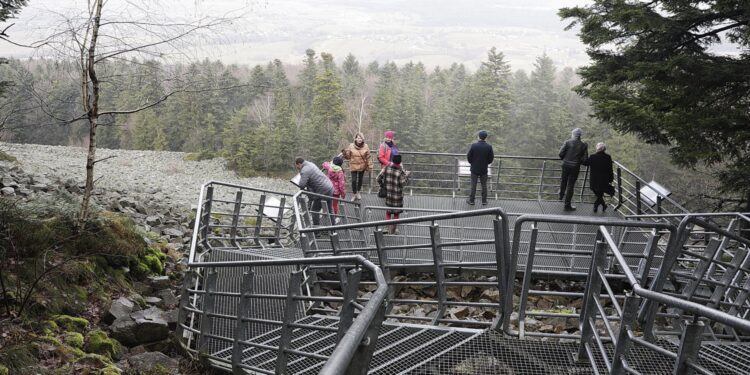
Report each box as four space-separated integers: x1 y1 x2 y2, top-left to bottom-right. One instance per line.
342 132 373 200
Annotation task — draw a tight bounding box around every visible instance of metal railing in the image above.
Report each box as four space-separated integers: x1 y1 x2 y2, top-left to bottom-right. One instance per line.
180 181 389 373
578 225 750 375
503 215 677 339
295 207 512 330
188 181 298 262
612 161 689 218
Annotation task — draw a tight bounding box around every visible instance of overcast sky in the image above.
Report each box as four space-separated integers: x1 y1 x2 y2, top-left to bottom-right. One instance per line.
3 0 593 72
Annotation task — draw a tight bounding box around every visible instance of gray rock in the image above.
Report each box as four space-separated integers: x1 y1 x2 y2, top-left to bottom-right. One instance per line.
0 177 17 188
145 215 162 226
163 309 179 330
1 187 15 196
104 297 136 324
29 183 49 192
111 307 169 346
119 197 138 209
16 187 32 196
157 289 179 308
144 296 162 305
162 228 184 238
148 275 171 290
126 352 179 375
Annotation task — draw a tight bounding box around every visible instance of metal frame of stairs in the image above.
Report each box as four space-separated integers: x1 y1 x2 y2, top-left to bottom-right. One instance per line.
178 153 750 374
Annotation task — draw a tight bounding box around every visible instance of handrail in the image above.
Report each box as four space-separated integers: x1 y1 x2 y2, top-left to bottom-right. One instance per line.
185 253 389 374
613 160 689 214
188 180 295 263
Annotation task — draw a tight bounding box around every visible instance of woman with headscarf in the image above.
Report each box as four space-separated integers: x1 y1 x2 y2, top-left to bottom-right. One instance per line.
342 132 373 201
585 142 614 212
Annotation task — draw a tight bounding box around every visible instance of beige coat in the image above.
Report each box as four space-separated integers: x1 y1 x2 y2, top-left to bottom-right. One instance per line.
343 142 373 172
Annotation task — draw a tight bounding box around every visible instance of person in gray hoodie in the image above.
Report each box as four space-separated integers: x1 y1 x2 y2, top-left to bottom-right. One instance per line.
295 157 334 225
558 128 589 211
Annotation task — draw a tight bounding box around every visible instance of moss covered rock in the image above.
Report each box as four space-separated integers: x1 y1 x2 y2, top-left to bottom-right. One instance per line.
0 343 40 373
85 330 124 360
63 332 85 349
52 315 89 332
40 320 59 335
99 365 122 375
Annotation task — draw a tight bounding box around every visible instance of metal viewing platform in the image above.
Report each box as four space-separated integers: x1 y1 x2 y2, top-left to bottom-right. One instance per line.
178 152 750 374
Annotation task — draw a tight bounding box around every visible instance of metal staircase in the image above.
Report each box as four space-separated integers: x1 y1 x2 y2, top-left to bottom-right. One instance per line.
178 154 750 374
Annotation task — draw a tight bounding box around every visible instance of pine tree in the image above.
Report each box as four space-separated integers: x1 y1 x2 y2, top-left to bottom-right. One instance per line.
309 53 345 162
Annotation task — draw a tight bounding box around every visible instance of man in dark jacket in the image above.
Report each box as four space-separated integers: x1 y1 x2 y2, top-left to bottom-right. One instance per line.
295 157 334 226
558 128 588 211
466 130 494 205
584 142 614 212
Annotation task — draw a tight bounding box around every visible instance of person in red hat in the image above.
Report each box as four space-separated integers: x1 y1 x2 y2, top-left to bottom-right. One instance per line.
377 130 399 171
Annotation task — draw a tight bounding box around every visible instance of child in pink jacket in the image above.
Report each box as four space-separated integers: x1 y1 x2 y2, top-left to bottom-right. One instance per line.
322 156 346 216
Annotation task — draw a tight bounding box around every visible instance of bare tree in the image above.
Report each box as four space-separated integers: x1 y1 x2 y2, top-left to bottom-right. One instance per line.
18 0 243 228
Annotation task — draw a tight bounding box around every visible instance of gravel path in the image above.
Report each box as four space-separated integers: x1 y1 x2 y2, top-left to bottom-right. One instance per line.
0 142 296 210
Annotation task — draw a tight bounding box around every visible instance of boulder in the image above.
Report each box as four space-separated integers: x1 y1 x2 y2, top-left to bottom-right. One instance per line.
126 352 179 375
161 228 184 238
144 296 162 305
157 289 179 308
111 307 169 346
0 177 17 188
104 297 136 324
147 276 171 290
0 187 15 196
145 215 162 226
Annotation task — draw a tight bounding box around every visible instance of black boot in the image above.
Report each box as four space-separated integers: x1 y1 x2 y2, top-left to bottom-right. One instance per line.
564 205 576 211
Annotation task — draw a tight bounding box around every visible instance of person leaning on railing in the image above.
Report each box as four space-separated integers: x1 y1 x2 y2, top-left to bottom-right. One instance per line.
295 157 334 226
376 154 410 235
342 132 373 201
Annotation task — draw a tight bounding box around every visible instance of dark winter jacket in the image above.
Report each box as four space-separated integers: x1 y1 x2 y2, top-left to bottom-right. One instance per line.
467 140 494 175
298 161 334 196
585 151 613 193
559 137 589 168
377 163 409 210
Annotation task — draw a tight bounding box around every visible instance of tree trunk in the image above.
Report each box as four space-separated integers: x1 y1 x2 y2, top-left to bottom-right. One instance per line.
77 0 103 229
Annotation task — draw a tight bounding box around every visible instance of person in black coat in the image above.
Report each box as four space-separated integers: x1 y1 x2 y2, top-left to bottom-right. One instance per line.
558 127 589 211
585 142 614 212
466 130 494 205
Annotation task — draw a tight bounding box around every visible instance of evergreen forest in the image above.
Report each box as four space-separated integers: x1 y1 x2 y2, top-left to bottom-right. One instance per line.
0 48 724 210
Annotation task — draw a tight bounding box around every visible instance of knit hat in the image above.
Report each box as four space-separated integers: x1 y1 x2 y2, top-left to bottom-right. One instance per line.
333 156 344 166
572 128 582 139
384 130 395 139
478 130 488 140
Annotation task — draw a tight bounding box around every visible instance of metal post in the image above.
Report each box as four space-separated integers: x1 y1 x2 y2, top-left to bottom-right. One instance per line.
635 180 642 217
176 269 195 346
373 230 394 306
537 161 546 201
345 302 386 375
229 191 243 248
232 269 255 375
615 167 623 211
337 267 362 342
200 186 214 247
330 233 347 290
453 157 459 196
197 267 218 356
254 194 266 246
430 224 447 325
517 223 539 338
274 197 286 245
578 239 607 361
276 270 304 374
610 293 642 375
492 218 507 324
579 165 588 203
673 320 705 375
657 195 663 214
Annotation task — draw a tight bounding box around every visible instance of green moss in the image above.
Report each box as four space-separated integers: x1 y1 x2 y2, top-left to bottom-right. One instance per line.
99 365 121 375
244 217 257 226
0 150 17 162
52 315 89 333
0 363 9 375
183 150 215 161
75 353 113 368
85 330 124 360
144 364 173 375
64 332 85 349
0 343 40 372
142 255 164 274
40 320 59 335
